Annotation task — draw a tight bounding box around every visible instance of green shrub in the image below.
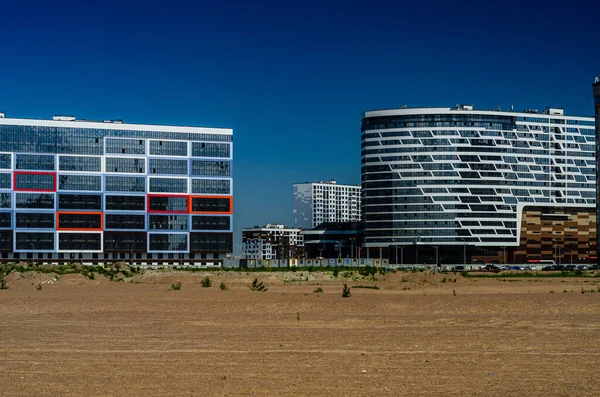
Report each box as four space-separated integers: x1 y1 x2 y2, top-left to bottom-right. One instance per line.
201 276 212 288
332 269 339 278
89 272 95 280
0 278 7 290
35 284 42 291
342 284 351 298
171 281 182 290
313 287 323 293
219 282 228 290
249 278 268 292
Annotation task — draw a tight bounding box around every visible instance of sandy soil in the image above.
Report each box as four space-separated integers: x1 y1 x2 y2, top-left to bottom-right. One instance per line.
1 269 599 396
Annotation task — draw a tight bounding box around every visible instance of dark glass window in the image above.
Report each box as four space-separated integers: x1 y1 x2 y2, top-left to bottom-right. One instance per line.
148 196 188 212
15 172 55 190
0 173 10 189
190 233 232 253
149 233 188 251
15 193 54 209
191 197 231 213
105 138 145 154
149 178 188 193
0 154 11 169
58 213 102 229
58 233 101 250
15 154 55 170
105 176 145 192
59 156 101 172
149 215 188 230
191 179 230 194
16 232 54 250
0 212 11 228
58 174 101 191
149 158 188 175
105 214 145 229
105 195 145 211
16 212 54 228
191 215 230 230
105 157 145 173
149 140 188 156
58 194 102 210
0 193 10 208
0 230 12 251
104 231 147 252
191 142 230 158
191 160 231 176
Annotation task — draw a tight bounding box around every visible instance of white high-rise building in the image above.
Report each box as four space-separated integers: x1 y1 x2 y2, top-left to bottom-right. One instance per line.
361 105 596 264
293 179 361 229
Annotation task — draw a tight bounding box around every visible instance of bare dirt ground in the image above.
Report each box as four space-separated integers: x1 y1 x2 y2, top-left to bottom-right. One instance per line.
1 269 600 396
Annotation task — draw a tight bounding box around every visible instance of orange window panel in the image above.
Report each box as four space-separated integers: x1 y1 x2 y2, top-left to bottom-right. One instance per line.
190 195 233 214
56 211 104 231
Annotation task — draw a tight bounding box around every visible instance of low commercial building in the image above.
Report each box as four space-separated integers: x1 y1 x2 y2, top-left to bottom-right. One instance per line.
242 223 303 259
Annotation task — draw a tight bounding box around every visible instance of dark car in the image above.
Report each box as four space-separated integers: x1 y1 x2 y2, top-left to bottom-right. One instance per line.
453 265 465 271
482 264 500 272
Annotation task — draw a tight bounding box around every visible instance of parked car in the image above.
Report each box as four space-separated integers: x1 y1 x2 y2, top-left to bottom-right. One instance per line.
453 265 465 271
482 264 500 272
509 265 521 271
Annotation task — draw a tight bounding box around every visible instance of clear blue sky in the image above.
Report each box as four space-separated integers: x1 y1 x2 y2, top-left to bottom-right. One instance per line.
0 0 598 252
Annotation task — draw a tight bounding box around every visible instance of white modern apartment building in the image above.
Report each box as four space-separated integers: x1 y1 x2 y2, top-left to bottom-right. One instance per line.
293 179 361 229
362 105 596 264
242 223 303 259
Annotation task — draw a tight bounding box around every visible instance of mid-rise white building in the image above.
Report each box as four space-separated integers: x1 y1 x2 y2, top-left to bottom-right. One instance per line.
242 223 303 259
293 179 361 229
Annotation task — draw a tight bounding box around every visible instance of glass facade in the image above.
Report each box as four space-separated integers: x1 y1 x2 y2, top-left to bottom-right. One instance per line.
362 107 596 261
594 78 600 265
0 116 233 263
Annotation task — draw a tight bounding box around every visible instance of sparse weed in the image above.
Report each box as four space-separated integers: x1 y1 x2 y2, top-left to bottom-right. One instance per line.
313 287 323 293
219 282 228 290
342 284 351 298
171 281 182 291
249 278 268 292
201 276 212 288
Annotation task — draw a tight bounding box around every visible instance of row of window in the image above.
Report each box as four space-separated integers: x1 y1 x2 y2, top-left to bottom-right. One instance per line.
0 193 232 212
0 231 232 252
0 150 230 172
4 173 232 194
0 212 231 231
0 125 231 156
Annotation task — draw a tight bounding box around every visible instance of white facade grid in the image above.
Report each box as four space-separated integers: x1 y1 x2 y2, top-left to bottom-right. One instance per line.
293 180 361 229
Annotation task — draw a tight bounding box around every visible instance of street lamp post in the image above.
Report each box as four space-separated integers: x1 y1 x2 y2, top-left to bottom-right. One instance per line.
349 238 355 260
399 246 404 266
30 243 34 264
434 246 439 267
415 237 420 264
503 246 507 265
336 241 342 259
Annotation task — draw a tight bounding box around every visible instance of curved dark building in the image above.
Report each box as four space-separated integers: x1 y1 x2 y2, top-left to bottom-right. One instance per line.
361 105 596 265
